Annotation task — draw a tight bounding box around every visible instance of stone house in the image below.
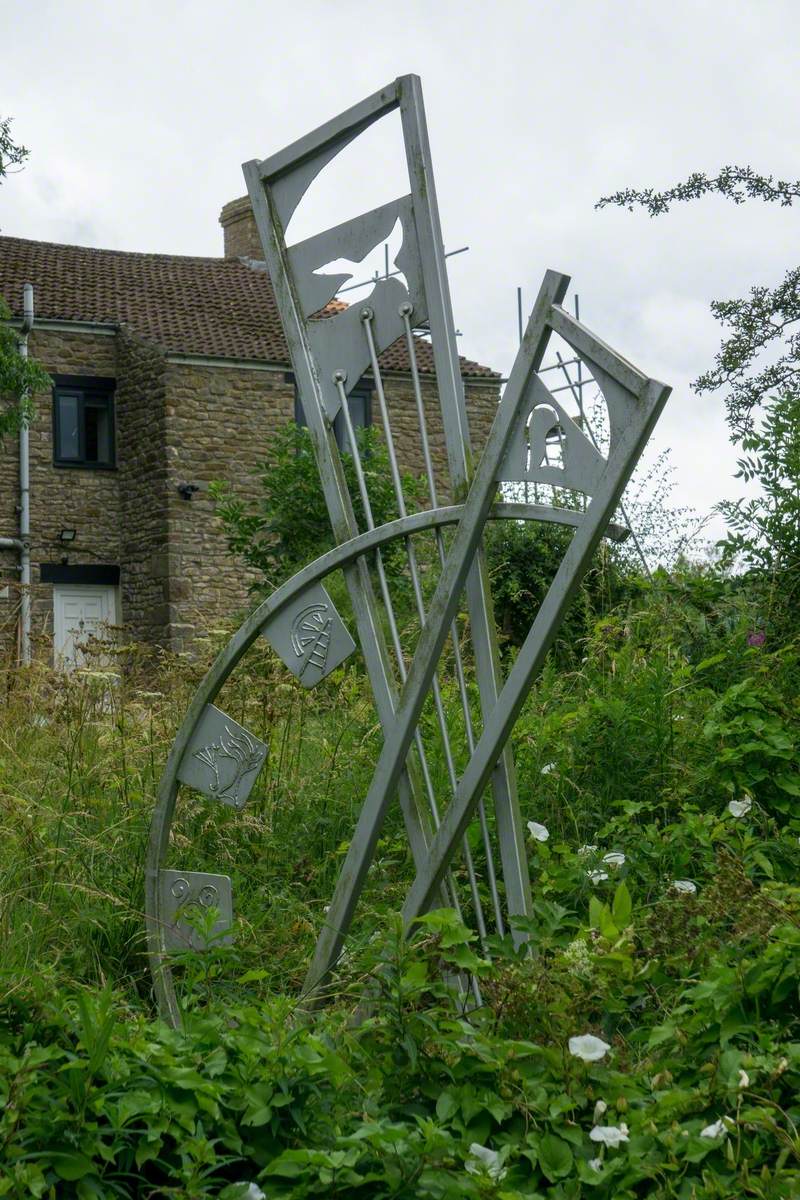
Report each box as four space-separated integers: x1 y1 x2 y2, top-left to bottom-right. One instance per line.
0 198 499 665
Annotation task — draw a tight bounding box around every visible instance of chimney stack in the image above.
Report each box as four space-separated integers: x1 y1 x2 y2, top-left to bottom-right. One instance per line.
219 196 263 260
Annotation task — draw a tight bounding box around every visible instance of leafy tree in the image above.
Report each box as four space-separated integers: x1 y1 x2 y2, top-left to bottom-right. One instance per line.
211 422 425 593
597 167 799 440
597 166 800 594
0 116 30 183
0 115 51 436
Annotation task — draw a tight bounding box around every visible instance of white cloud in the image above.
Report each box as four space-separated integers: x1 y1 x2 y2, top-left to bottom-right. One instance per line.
2 0 797 533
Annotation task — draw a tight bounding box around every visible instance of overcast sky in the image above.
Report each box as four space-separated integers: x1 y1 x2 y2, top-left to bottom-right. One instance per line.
2 0 797 550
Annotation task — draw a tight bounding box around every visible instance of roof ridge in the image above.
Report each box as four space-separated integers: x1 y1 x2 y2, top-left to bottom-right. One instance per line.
0 233 231 266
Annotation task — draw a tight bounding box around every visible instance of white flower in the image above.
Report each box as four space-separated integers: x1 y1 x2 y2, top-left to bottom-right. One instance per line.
578 844 598 856
527 820 550 842
233 1186 266 1200
588 1156 603 1171
602 851 626 868
738 1069 750 1089
728 795 752 818
569 1034 611 1062
700 1118 729 1139
465 1143 506 1181
541 762 556 775
672 880 697 895
593 1099 608 1123
587 869 609 884
590 1123 629 1148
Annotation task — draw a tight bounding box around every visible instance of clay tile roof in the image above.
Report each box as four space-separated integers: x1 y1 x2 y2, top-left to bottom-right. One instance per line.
0 236 499 379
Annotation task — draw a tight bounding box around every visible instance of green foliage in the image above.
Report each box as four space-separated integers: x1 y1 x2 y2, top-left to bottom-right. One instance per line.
1 568 800 1195
0 116 49 436
716 391 800 599
483 516 623 652
596 161 800 599
0 115 29 183
210 422 425 592
0 298 51 438
596 166 800 438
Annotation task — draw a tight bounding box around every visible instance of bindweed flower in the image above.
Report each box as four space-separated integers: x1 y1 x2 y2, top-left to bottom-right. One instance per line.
578 844 598 856
527 820 550 842
233 1187 266 1200
541 762 556 775
593 1099 608 1123
672 880 697 895
569 1033 611 1062
728 795 752 818
738 1069 750 1089
602 851 626 868
590 1123 629 1148
465 1143 506 1181
587 869 609 884
588 1156 603 1171
700 1118 729 1139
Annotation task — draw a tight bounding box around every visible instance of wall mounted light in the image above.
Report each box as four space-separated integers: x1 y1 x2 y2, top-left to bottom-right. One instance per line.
177 483 200 500
58 529 77 543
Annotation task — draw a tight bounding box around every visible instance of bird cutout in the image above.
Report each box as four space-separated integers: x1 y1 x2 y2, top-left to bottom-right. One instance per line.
312 217 409 302
192 726 265 807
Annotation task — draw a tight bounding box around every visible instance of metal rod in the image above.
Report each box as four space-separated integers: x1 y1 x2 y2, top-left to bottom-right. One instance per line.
554 351 652 579
333 371 471 931
517 286 523 344
398 306 504 936
362 312 494 945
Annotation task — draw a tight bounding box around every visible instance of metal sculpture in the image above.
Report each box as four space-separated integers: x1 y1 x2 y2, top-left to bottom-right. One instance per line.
145 75 670 1025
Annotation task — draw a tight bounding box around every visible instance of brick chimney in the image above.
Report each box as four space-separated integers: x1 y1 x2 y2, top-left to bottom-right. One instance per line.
219 195 263 259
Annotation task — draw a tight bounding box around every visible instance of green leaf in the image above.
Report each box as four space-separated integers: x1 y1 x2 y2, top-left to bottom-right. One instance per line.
612 881 632 928
49 1152 94 1182
537 1133 573 1181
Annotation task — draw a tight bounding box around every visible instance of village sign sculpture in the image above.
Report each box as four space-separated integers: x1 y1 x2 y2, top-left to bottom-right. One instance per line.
145 75 670 1025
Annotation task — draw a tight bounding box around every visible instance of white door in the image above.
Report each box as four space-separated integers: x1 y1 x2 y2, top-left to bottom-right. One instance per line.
53 584 118 668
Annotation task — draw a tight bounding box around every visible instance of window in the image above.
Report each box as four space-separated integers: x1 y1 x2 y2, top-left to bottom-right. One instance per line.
53 376 115 468
295 384 372 452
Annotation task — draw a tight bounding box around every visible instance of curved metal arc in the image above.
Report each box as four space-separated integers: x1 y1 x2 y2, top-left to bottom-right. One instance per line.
145 499 624 1022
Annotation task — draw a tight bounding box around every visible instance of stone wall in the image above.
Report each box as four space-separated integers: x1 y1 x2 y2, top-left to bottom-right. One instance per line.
0 318 499 660
0 328 120 660
117 330 170 646
159 361 499 644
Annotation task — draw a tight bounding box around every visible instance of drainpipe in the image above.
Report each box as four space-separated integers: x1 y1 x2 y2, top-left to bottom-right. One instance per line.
18 283 34 666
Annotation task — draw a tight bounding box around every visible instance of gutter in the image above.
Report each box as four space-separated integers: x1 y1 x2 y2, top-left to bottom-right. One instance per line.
18 284 33 666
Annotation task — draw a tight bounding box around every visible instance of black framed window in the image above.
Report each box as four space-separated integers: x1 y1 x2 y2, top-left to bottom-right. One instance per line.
52 376 116 469
294 384 372 452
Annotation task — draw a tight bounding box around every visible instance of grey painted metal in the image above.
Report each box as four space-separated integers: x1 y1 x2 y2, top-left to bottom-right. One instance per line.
243 98 446 933
145 499 626 1022
303 270 571 995
302 271 670 997
261 581 355 686
397 81 533 942
160 869 233 953
361 310 493 949
554 349 652 579
176 704 268 808
147 76 667 1022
